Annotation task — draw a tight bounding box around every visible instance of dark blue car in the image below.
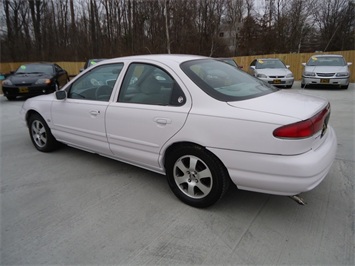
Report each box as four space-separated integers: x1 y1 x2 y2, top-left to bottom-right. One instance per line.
2 62 69 100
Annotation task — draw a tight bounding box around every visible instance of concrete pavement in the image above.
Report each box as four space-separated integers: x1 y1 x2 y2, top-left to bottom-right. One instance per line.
1 82 354 265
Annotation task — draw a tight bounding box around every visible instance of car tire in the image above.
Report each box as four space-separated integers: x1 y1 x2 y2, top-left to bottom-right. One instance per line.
165 145 230 208
28 113 59 152
301 83 306 88
341 84 349 90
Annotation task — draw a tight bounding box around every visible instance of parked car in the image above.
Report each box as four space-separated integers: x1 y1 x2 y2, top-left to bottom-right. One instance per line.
215 58 243 69
249 58 294 88
80 58 106 72
2 62 69 101
301 54 352 89
21 54 337 208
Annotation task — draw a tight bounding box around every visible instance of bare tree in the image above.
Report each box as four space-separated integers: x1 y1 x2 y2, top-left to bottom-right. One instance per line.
313 0 353 51
28 0 46 59
1 0 354 62
164 0 171 53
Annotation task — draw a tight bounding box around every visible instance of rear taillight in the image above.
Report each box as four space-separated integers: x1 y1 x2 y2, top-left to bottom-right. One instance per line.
273 103 330 139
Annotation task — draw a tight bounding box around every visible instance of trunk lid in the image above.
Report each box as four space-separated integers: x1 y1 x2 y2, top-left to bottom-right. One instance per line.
227 90 327 120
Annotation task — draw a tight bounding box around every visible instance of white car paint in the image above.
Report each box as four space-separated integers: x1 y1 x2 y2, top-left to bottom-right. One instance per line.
21 54 337 207
302 54 352 88
249 58 294 88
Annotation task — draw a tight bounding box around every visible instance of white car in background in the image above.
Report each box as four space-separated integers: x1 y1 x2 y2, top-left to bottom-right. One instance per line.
302 54 352 89
249 58 294 88
21 54 337 208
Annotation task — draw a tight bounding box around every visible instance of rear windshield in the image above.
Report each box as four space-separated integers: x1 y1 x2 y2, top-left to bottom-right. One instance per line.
307 56 346 66
180 59 277 101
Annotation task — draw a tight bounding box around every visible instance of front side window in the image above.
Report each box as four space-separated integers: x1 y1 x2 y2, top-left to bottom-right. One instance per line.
118 63 186 106
181 59 277 101
68 63 123 101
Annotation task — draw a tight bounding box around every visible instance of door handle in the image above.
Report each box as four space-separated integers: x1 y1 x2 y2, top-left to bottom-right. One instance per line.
154 117 171 125
90 110 100 116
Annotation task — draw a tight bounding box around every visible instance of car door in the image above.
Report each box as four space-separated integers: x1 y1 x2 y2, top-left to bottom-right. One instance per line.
105 62 191 172
248 59 257 76
51 63 123 155
54 64 69 87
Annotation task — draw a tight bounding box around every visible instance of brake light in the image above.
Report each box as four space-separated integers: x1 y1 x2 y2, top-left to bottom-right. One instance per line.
273 103 330 139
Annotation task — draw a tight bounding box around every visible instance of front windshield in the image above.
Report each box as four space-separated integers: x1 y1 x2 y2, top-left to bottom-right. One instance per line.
181 59 277 101
307 56 346 66
16 64 53 75
256 59 285 69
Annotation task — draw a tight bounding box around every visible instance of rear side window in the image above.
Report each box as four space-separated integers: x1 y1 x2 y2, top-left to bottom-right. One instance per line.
118 63 186 106
181 59 277 101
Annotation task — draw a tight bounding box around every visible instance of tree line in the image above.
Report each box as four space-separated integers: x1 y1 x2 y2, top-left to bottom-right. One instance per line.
1 0 354 62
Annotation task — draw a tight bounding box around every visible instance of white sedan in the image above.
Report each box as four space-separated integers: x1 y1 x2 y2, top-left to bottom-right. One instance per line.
302 54 352 89
249 58 294 88
21 54 337 208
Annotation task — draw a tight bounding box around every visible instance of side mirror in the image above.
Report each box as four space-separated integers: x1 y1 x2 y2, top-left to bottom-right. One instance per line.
250 66 255 70
286 65 290 69
302 63 306 66
55 90 67 100
347 62 352 66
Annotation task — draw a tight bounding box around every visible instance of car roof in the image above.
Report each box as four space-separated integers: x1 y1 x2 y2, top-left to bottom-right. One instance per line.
87 59 106 62
23 62 54 65
256 58 281 61
215 57 234 60
104 54 207 65
311 54 343 58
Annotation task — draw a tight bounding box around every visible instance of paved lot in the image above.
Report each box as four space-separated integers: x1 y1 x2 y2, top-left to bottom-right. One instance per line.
1 82 354 265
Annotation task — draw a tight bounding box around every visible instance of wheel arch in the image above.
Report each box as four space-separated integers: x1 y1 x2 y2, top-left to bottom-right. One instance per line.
25 110 42 127
162 141 230 177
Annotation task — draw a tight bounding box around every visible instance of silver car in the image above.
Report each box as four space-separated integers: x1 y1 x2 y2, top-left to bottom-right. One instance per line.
302 54 352 89
249 58 294 88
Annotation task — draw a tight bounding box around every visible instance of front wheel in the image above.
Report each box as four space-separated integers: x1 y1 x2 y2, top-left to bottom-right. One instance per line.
28 113 59 152
165 145 230 208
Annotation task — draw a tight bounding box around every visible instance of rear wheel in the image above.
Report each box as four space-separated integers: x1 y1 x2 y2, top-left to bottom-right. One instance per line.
165 145 230 208
28 113 59 152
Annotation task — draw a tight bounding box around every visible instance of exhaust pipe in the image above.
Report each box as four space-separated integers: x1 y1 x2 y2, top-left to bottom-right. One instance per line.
289 195 307 205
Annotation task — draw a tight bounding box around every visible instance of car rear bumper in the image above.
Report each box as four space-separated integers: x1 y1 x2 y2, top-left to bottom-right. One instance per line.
208 126 337 196
302 77 349 86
